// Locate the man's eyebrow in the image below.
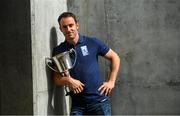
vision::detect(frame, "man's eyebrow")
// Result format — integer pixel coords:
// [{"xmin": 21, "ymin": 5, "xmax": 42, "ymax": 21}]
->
[{"xmin": 62, "ymin": 23, "xmax": 74, "ymax": 27}]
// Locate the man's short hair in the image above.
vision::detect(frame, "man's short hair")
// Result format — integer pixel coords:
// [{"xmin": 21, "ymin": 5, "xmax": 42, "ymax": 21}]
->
[{"xmin": 58, "ymin": 12, "xmax": 77, "ymax": 24}]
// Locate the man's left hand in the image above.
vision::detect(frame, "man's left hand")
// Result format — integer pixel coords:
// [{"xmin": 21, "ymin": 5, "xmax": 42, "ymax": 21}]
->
[{"xmin": 98, "ymin": 81, "xmax": 115, "ymax": 96}]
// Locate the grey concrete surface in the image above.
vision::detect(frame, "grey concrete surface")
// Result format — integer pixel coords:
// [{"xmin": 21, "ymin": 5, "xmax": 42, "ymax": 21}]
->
[
  {"xmin": 30, "ymin": 0, "xmax": 67, "ymax": 115},
  {"xmin": 67, "ymin": 0, "xmax": 180, "ymax": 115}
]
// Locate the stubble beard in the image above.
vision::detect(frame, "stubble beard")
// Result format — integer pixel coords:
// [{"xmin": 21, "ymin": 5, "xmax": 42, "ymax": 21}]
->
[{"xmin": 65, "ymin": 32, "xmax": 78, "ymax": 44}]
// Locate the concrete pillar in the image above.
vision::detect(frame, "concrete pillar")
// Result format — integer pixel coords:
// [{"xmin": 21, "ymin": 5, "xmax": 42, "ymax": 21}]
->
[{"xmin": 30, "ymin": 0, "xmax": 68, "ymax": 115}]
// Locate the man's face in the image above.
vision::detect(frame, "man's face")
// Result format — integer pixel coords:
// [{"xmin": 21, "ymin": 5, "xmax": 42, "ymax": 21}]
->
[{"xmin": 59, "ymin": 17, "xmax": 79, "ymax": 41}]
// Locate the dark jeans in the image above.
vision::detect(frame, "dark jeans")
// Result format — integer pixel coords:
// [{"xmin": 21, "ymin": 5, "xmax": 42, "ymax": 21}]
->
[{"xmin": 70, "ymin": 98, "xmax": 111, "ymax": 116}]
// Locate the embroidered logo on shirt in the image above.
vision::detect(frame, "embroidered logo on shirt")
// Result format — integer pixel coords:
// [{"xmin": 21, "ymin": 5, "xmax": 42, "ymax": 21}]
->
[{"xmin": 81, "ymin": 46, "xmax": 89, "ymax": 56}]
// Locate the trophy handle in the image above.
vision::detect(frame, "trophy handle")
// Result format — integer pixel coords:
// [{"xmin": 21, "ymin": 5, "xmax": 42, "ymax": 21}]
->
[
  {"xmin": 69, "ymin": 48, "xmax": 77, "ymax": 68},
  {"xmin": 45, "ymin": 57, "xmax": 59, "ymax": 72}
]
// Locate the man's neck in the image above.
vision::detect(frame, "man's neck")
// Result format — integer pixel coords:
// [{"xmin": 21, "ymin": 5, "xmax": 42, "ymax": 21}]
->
[{"xmin": 67, "ymin": 34, "xmax": 79, "ymax": 45}]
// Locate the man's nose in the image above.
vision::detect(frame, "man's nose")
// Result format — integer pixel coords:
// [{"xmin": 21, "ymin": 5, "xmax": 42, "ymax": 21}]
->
[{"xmin": 66, "ymin": 26, "xmax": 71, "ymax": 31}]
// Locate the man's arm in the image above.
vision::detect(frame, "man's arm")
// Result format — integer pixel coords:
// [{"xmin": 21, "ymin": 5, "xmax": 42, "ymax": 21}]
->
[
  {"xmin": 53, "ymin": 71, "xmax": 84, "ymax": 94},
  {"xmin": 98, "ymin": 49, "xmax": 120, "ymax": 96}
]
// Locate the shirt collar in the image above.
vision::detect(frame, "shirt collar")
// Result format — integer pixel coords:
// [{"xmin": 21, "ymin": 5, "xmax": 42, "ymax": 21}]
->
[{"xmin": 77, "ymin": 34, "xmax": 85, "ymax": 44}]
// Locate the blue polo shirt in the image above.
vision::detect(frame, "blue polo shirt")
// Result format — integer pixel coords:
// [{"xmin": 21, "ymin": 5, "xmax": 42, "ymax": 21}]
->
[{"xmin": 52, "ymin": 34, "xmax": 110, "ymax": 103}]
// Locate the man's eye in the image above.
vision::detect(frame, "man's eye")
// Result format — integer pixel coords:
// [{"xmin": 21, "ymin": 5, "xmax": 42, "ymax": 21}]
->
[
  {"xmin": 63, "ymin": 26, "xmax": 68, "ymax": 28},
  {"xmin": 69, "ymin": 24, "xmax": 73, "ymax": 27}
]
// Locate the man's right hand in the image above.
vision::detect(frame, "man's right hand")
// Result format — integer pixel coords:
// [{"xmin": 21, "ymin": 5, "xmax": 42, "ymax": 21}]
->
[
  {"xmin": 67, "ymin": 77, "xmax": 85, "ymax": 94},
  {"xmin": 53, "ymin": 69, "xmax": 84, "ymax": 94}
]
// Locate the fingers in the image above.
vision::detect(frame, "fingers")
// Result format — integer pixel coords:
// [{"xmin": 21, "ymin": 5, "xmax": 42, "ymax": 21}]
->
[
  {"xmin": 98, "ymin": 83, "xmax": 113, "ymax": 96},
  {"xmin": 106, "ymin": 88, "xmax": 112, "ymax": 96},
  {"xmin": 70, "ymin": 81, "xmax": 85, "ymax": 94},
  {"xmin": 99, "ymin": 87, "xmax": 110, "ymax": 96},
  {"xmin": 73, "ymin": 87, "xmax": 83, "ymax": 94}
]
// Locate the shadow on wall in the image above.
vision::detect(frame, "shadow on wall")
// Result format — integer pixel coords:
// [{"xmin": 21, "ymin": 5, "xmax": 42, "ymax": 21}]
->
[{"xmin": 45, "ymin": 27, "xmax": 65, "ymax": 115}]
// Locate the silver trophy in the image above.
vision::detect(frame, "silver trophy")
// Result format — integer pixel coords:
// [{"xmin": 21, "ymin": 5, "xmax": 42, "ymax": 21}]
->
[{"xmin": 45, "ymin": 48, "xmax": 77, "ymax": 95}]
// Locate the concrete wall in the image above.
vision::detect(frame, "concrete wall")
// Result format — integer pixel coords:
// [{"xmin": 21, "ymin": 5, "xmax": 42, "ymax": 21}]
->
[
  {"xmin": 67, "ymin": 0, "xmax": 180, "ymax": 115},
  {"xmin": 30, "ymin": 0, "xmax": 67, "ymax": 115}
]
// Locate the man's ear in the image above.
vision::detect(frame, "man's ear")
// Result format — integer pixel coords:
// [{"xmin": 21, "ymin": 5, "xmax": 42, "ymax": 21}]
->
[{"xmin": 76, "ymin": 23, "xmax": 79, "ymax": 30}]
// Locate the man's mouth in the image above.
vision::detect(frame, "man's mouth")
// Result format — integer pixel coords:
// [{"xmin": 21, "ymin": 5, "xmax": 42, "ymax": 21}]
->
[{"xmin": 66, "ymin": 33, "xmax": 72, "ymax": 36}]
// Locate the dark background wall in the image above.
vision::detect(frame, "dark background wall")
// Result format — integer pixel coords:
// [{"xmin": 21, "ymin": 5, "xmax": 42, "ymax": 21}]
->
[
  {"xmin": 67, "ymin": 0, "xmax": 180, "ymax": 115},
  {"xmin": 0, "ymin": 0, "xmax": 33, "ymax": 114}
]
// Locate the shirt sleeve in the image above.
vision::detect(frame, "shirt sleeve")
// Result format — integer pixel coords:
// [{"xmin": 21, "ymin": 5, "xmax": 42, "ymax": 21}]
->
[{"xmin": 93, "ymin": 38, "xmax": 110, "ymax": 56}]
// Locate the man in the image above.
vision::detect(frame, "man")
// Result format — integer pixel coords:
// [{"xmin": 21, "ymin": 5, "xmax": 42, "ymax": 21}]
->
[{"xmin": 52, "ymin": 12, "xmax": 120, "ymax": 115}]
